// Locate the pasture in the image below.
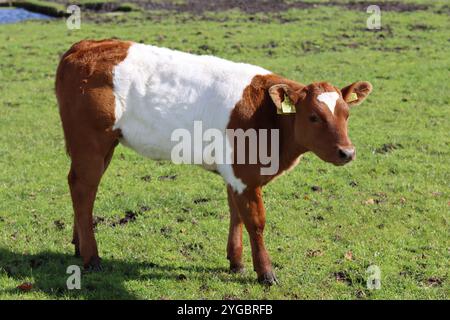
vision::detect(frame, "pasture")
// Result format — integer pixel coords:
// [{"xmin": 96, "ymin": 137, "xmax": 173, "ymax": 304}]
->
[{"xmin": 0, "ymin": 0, "xmax": 448, "ymax": 299}]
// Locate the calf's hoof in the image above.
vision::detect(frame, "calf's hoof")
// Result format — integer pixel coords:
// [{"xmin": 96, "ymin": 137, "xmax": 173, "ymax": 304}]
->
[
  {"xmin": 83, "ymin": 257, "xmax": 102, "ymax": 272},
  {"xmin": 229, "ymin": 263, "xmax": 245, "ymax": 274},
  {"xmin": 72, "ymin": 240, "xmax": 80, "ymax": 257},
  {"xmin": 257, "ymin": 271, "xmax": 279, "ymax": 286}
]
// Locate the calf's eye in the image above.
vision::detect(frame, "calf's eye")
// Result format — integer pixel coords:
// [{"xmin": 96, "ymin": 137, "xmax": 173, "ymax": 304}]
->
[{"xmin": 309, "ymin": 115, "xmax": 319, "ymax": 123}]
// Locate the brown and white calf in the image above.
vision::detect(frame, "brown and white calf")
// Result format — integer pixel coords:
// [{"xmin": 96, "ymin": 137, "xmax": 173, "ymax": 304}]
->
[{"xmin": 56, "ymin": 39, "xmax": 372, "ymax": 285}]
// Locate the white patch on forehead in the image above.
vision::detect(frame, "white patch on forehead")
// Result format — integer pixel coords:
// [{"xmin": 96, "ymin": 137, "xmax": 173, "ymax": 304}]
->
[{"xmin": 317, "ymin": 91, "xmax": 340, "ymax": 114}]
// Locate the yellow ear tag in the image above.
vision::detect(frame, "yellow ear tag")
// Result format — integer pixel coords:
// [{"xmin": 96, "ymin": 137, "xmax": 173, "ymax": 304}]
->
[
  {"xmin": 346, "ymin": 92, "xmax": 358, "ymax": 103},
  {"xmin": 279, "ymin": 94, "xmax": 296, "ymax": 114}
]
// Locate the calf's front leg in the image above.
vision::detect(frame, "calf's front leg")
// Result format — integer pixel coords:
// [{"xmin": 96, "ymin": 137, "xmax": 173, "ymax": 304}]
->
[{"xmin": 231, "ymin": 187, "xmax": 278, "ymax": 285}]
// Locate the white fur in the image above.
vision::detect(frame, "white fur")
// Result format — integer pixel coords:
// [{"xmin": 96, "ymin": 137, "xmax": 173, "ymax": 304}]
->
[
  {"xmin": 112, "ymin": 43, "xmax": 270, "ymax": 194},
  {"xmin": 317, "ymin": 91, "xmax": 339, "ymax": 114}
]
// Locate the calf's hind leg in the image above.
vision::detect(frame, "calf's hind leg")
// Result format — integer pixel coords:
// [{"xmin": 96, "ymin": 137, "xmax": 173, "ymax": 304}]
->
[
  {"xmin": 68, "ymin": 136, "xmax": 118, "ymax": 270},
  {"xmin": 226, "ymin": 185, "xmax": 244, "ymax": 273}
]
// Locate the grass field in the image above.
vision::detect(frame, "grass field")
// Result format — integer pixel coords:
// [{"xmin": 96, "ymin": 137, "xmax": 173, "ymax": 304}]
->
[{"xmin": 0, "ymin": 0, "xmax": 449, "ymax": 299}]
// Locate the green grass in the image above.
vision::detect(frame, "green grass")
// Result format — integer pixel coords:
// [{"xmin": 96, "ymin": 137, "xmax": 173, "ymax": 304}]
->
[{"xmin": 0, "ymin": 1, "xmax": 449, "ymax": 299}]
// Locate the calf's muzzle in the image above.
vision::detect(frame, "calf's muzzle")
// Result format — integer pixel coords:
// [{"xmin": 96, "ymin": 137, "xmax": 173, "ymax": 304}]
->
[{"xmin": 337, "ymin": 146, "xmax": 356, "ymax": 163}]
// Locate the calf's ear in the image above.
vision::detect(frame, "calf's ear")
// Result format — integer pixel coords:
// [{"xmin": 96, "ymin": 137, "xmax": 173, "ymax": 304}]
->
[
  {"xmin": 341, "ymin": 81, "xmax": 373, "ymax": 106},
  {"xmin": 269, "ymin": 84, "xmax": 304, "ymax": 114}
]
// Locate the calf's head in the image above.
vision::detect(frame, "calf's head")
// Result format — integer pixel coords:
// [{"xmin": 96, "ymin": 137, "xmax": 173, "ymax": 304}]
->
[{"xmin": 269, "ymin": 81, "xmax": 372, "ymax": 166}]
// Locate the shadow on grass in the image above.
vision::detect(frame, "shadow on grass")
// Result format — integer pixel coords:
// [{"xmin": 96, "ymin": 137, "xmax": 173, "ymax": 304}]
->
[{"xmin": 0, "ymin": 248, "xmax": 254, "ymax": 299}]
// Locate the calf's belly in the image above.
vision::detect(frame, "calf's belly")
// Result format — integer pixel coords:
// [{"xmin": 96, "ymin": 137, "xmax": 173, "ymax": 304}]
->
[{"xmin": 116, "ymin": 107, "xmax": 222, "ymax": 172}]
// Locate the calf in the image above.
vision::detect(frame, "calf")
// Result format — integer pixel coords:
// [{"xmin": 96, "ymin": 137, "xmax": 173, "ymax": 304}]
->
[{"xmin": 55, "ymin": 39, "xmax": 372, "ymax": 285}]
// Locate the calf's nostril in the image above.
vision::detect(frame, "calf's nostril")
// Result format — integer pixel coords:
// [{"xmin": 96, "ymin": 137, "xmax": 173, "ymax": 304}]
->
[{"xmin": 338, "ymin": 148, "xmax": 355, "ymax": 161}]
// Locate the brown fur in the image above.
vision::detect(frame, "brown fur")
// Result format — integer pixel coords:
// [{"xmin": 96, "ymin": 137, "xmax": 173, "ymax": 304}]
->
[{"xmin": 56, "ymin": 39, "xmax": 131, "ymax": 269}]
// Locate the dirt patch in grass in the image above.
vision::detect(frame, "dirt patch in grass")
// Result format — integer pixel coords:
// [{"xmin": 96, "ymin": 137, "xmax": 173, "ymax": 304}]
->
[
  {"xmin": 408, "ymin": 24, "xmax": 436, "ymax": 31},
  {"xmin": 374, "ymin": 143, "xmax": 403, "ymax": 154},
  {"xmin": 158, "ymin": 174, "xmax": 177, "ymax": 181},
  {"xmin": 111, "ymin": 210, "xmax": 137, "ymax": 226},
  {"xmin": 334, "ymin": 1, "xmax": 429, "ymax": 12},
  {"xmin": 334, "ymin": 271, "xmax": 352, "ymax": 285},
  {"xmin": 425, "ymin": 277, "xmax": 444, "ymax": 287},
  {"xmin": 128, "ymin": 0, "xmax": 430, "ymax": 13},
  {"xmin": 110, "ymin": 206, "xmax": 150, "ymax": 227},
  {"xmin": 53, "ymin": 220, "xmax": 65, "ymax": 230},
  {"xmin": 193, "ymin": 197, "xmax": 210, "ymax": 204},
  {"xmin": 50, "ymin": 0, "xmax": 430, "ymax": 14},
  {"xmin": 93, "ymin": 216, "xmax": 105, "ymax": 229}
]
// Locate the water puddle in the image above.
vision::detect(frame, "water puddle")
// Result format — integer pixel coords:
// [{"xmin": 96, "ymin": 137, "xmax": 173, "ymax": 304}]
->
[{"xmin": 0, "ymin": 8, "xmax": 54, "ymax": 24}]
